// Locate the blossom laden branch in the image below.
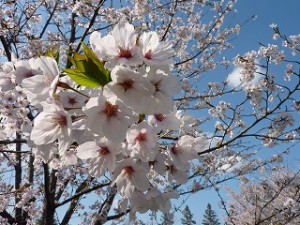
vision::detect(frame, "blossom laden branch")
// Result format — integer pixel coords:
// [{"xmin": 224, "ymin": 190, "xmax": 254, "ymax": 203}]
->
[{"xmin": 0, "ymin": 1, "xmax": 300, "ymax": 224}]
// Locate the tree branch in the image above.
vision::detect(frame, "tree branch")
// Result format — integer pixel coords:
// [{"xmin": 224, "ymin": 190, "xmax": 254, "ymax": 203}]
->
[
  {"xmin": 42, "ymin": 163, "xmax": 56, "ymax": 225},
  {"xmin": 14, "ymin": 133, "xmax": 23, "ymax": 225},
  {"xmin": 92, "ymin": 185, "xmax": 117, "ymax": 225},
  {"xmin": 0, "ymin": 139, "xmax": 27, "ymax": 145},
  {"xmin": 56, "ymin": 181, "xmax": 110, "ymax": 207},
  {"xmin": 60, "ymin": 178, "xmax": 92, "ymax": 225},
  {"xmin": 0, "ymin": 210, "xmax": 16, "ymax": 225},
  {"xmin": 0, "ymin": 35, "xmax": 12, "ymax": 61}
]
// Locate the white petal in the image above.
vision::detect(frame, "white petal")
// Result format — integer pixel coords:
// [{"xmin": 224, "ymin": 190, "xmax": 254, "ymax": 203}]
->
[{"xmin": 77, "ymin": 142, "xmax": 99, "ymax": 159}]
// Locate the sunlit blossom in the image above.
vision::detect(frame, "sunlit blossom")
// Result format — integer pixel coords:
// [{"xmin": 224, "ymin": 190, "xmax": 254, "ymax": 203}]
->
[
  {"xmin": 30, "ymin": 103, "xmax": 72, "ymax": 154},
  {"xmin": 83, "ymin": 95, "xmax": 135, "ymax": 142},
  {"xmin": 91, "ymin": 21, "xmax": 142, "ymax": 66},
  {"xmin": 112, "ymin": 158, "xmax": 150, "ymax": 197},
  {"xmin": 77, "ymin": 138, "xmax": 122, "ymax": 177}
]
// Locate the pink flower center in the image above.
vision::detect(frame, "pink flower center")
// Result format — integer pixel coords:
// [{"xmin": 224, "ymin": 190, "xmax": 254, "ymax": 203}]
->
[
  {"xmin": 24, "ymin": 71, "xmax": 34, "ymax": 78},
  {"xmin": 170, "ymin": 145, "xmax": 180, "ymax": 155},
  {"xmin": 119, "ymin": 79, "xmax": 134, "ymax": 92},
  {"xmin": 55, "ymin": 115, "xmax": 68, "ymax": 127},
  {"xmin": 135, "ymin": 132, "xmax": 147, "ymax": 142},
  {"xmin": 98, "ymin": 146, "xmax": 110, "ymax": 156},
  {"xmin": 170, "ymin": 165, "xmax": 178, "ymax": 174},
  {"xmin": 68, "ymin": 97, "xmax": 78, "ymax": 106},
  {"xmin": 152, "ymin": 80, "xmax": 161, "ymax": 92},
  {"xmin": 6, "ymin": 96, "xmax": 14, "ymax": 102},
  {"xmin": 154, "ymin": 113, "xmax": 165, "ymax": 122},
  {"xmin": 123, "ymin": 166, "xmax": 134, "ymax": 177},
  {"xmin": 118, "ymin": 47, "xmax": 133, "ymax": 59},
  {"xmin": 4, "ymin": 104, "xmax": 11, "ymax": 110},
  {"xmin": 144, "ymin": 50, "xmax": 152, "ymax": 60},
  {"xmin": 102, "ymin": 102, "xmax": 118, "ymax": 118}
]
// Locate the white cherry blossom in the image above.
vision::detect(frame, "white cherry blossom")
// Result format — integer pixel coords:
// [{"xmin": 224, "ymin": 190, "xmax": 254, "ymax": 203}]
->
[
  {"xmin": 13, "ymin": 59, "xmax": 41, "ymax": 84},
  {"xmin": 58, "ymin": 89, "xmax": 87, "ymax": 109},
  {"xmin": 130, "ymin": 188, "xmax": 175, "ymax": 214},
  {"xmin": 193, "ymin": 135, "xmax": 209, "ymax": 152},
  {"xmin": 146, "ymin": 67, "xmax": 181, "ymax": 114},
  {"xmin": 139, "ymin": 31, "xmax": 173, "ymax": 66},
  {"xmin": 168, "ymin": 135, "xmax": 198, "ymax": 170},
  {"xmin": 112, "ymin": 158, "xmax": 150, "ymax": 198},
  {"xmin": 89, "ymin": 30, "xmax": 102, "ymax": 58},
  {"xmin": 32, "ymin": 143, "xmax": 58, "ymax": 163},
  {"xmin": 30, "ymin": 103, "xmax": 72, "ymax": 154},
  {"xmin": 149, "ymin": 152, "xmax": 168, "ymax": 175},
  {"xmin": 77, "ymin": 138, "xmax": 122, "ymax": 177},
  {"xmin": 165, "ymin": 158, "xmax": 189, "ymax": 184},
  {"xmin": 126, "ymin": 121, "xmax": 157, "ymax": 162},
  {"xmin": 61, "ymin": 150, "xmax": 78, "ymax": 166},
  {"xmin": 0, "ymin": 62, "xmax": 15, "ymax": 91},
  {"xmin": 91, "ymin": 21, "xmax": 142, "ymax": 66},
  {"xmin": 1, "ymin": 7, "xmax": 298, "ymax": 225},
  {"xmin": 148, "ymin": 111, "xmax": 182, "ymax": 132},
  {"xmin": 21, "ymin": 56, "xmax": 60, "ymax": 105},
  {"xmin": 83, "ymin": 95, "xmax": 135, "ymax": 142},
  {"xmin": 103, "ymin": 66, "xmax": 154, "ymax": 113}
]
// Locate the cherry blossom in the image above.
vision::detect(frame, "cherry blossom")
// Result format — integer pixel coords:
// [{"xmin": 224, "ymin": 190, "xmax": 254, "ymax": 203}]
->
[
  {"xmin": 13, "ymin": 59, "xmax": 41, "ymax": 84},
  {"xmin": 83, "ymin": 95, "xmax": 135, "ymax": 142},
  {"xmin": 91, "ymin": 21, "xmax": 142, "ymax": 66},
  {"xmin": 168, "ymin": 135, "xmax": 198, "ymax": 170},
  {"xmin": 31, "ymin": 143, "xmax": 58, "ymax": 163},
  {"xmin": 112, "ymin": 158, "xmax": 150, "ymax": 198},
  {"xmin": 148, "ymin": 110, "xmax": 182, "ymax": 132},
  {"xmin": 103, "ymin": 66, "xmax": 154, "ymax": 113},
  {"xmin": 165, "ymin": 158, "xmax": 189, "ymax": 184},
  {"xmin": 126, "ymin": 121, "xmax": 158, "ymax": 161},
  {"xmin": 146, "ymin": 67, "xmax": 181, "ymax": 114},
  {"xmin": 0, "ymin": 62, "xmax": 15, "ymax": 91},
  {"xmin": 61, "ymin": 150, "xmax": 78, "ymax": 166},
  {"xmin": 149, "ymin": 152, "xmax": 168, "ymax": 175},
  {"xmin": 139, "ymin": 31, "xmax": 173, "ymax": 66},
  {"xmin": 58, "ymin": 89, "xmax": 87, "ymax": 109},
  {"xmin": 226, "ymin": 169, "xmax": 300, "ymax": 225},
  {"xmin": 30, "ymin": 103, "xmax": 72, "ymax": 154},
  {"xmin": 130, "ymin": 187, "xmax": 177, "ymax": 214},
  {"xmin": 77, "ymin": 138, "xmax": 122, "ymax": 177},
  {"xmin": 21, "ymin": 56, "xmax": 60, "ymax": 105}
]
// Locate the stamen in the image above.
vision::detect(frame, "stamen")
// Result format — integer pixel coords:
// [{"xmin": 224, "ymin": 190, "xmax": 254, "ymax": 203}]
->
[
  {"xmin": 98, "ymin": 146, "xmax": 110, "ymax": 156},
  {"xmin": 135, "ymin": 132, "xmax": 147, "ymax": 142},
  {"xmin": 119, "ymin": 48, "xmax": 133, "ymax": 59},
  {"xmin": 102, "ymin": 101, "xmax": 118, "ymax": 118},
  {"xmin": 123, "ymin": 166, "xmax": 134, "ymax": 177}
]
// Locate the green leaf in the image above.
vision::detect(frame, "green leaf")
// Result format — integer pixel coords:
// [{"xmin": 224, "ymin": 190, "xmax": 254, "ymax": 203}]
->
[
  {"xmin": 64, "ymin": 43, "xmax": 111, "ymax": 88},
  {"xmin": 82, "ymin": 43, "xmax": 111, "ymax": 83},
  {"xmin": 68, "ymin": 53, "xmax": 87, "ymax": 73},
  {"xmin": 138, "ymin": 114, "xmax": 145, "ymax": 123},
  {"xmin": 45, "ymin": 49, "xmax": 60, "ymax": 63},
  {"xmin": 64, "ymin": 68, "xmax": 103, "ymax": 88}
]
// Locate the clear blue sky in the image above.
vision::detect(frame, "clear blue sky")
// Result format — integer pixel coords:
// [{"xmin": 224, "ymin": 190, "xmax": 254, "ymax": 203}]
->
[
  {"xmin": 174, "ymin": 1, "xmax": 300, "ymax": 225},
  {"xmin": 230, "ymin": 0, "xmax": 300, "ymax": 54}
]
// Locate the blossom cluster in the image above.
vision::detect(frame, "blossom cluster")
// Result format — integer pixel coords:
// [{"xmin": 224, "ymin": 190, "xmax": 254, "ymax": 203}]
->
[
  {"xmin": 226, "ymin": 169, "xmax": 300, "ymax": 225},
  {"xmin": 0, "ymin": 21, "xmax": 209, "ymax": 217}
]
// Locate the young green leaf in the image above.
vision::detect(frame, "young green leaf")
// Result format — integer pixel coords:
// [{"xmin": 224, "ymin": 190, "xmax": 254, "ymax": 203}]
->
[
  {"xmin": 45, "ymin": 49, "xmax": 60, "ymax": 63},
  {"xmin": 63, "ymin": 43, "xmax": 111, "ymax": 88}
]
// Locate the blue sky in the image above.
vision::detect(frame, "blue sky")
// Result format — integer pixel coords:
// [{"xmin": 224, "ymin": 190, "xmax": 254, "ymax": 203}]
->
[
  {"xmin": 170, "ymin": 1, "xmax": 300, "ymax": 224},
  {"xmin": 230, "ymin": 0, "xmax": 300, "ymax": 54}
]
